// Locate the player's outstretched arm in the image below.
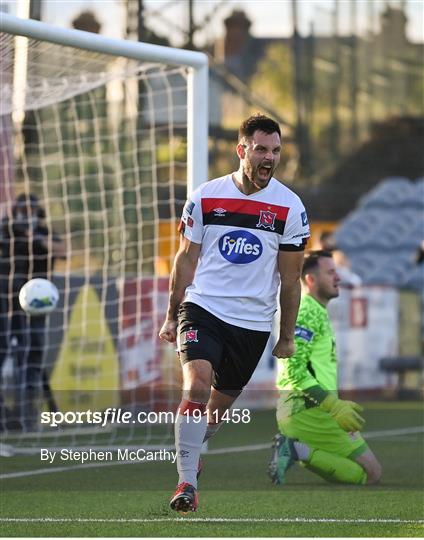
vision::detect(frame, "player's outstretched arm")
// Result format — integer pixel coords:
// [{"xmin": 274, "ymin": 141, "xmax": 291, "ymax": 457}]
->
[
  {"xmin": 159, "ymin": 236, "xmax": 201, "ymax": 343},
  {"xmin": 273, "ymin": 250, "xmax": 304, "ymax": 358}
]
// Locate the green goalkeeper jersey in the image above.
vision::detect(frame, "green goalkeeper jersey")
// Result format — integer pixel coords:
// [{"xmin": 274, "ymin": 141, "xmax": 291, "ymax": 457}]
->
[{"xmin": 276, "ymin": 294, "xmax": 337, "ymax": 417}]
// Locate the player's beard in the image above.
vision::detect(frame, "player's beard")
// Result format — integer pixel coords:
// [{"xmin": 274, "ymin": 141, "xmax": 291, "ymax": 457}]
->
[
  {"xmin": 320, "ymin": 283, "xmax": 339, "ymax": 301},
  {"xmin": 246, "ymin": 161, "xmax": 274, "ymax": 190}
]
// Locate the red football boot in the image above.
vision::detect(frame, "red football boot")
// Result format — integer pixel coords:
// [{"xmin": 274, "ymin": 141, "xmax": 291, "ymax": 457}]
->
[{"xmin": 169, "ymin": 482, "xmax": 198, "ymax": 514}]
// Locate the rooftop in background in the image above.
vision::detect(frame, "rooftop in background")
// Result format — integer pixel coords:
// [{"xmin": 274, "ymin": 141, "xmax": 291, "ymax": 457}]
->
[
  {"xmin": 213, "ymin": 5, "xmax": 423, "ymax": 82},
  {"xmin": 3, "ymin": 0, "xmax": 422, "ymax": 48},
  {"xmin": 143, "ymin": 0, "xmax": 424, "ymax": 48}
]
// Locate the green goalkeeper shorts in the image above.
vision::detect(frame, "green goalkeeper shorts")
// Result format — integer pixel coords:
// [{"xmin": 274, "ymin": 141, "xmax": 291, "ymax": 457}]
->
[{"xmin": 277, "ymin": 406, "xmax": 369, "ymax": 460}]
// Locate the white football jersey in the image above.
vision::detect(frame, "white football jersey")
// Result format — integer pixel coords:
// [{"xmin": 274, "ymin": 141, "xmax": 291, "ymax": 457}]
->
[{"xmin": 179, "ymin": 174, "xmax": 310, "ymax": 331}]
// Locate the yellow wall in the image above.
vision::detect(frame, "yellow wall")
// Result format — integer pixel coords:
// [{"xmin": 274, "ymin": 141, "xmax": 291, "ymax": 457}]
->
[
  {"xmin": 155, "ymin": 219, "xmax": 339, "ymax": 275},
  {"xmin": 308, "ymin": 221, "xmax": 338, "ymax": 250},
  {"xmin": 156, "ymin": 221, "xmax": 179, "ymax": 276}
]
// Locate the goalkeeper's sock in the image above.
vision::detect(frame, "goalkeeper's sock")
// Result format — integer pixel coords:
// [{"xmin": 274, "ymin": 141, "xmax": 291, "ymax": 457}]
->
[
  {"xmin": 203, "ymin": 421, "xmax": 223, "ymax": 443},
  {"xmin": 303, "ymin": 448, "xmax": 367, "ymax": 485},
  {"xmin": 175, "ymin": 400, "xmax": 207, "ymax": 489},
  {"xmin": 293, "ymin": 441, "xmax": 311, "ymax": 461}
]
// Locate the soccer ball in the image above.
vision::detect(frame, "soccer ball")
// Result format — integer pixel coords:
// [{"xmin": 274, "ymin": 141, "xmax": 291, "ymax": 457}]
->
[{"xmin": 19, "ymin": 278, "xmax": 59, "ymax": 315}]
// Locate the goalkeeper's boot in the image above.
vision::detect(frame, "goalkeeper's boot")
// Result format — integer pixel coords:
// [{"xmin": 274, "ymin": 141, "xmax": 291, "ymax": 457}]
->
[
  {"xmin": 268, "ymin": 433, "xmax": 296, "ymax": 486},
  {"xmin": 169, "ymin": 483, "xmax": 198, "ymax": 514}
]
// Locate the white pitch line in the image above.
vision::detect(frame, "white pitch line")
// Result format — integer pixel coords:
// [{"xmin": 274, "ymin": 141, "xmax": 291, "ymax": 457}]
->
[
  {"xmin": 0, "ymin": 517, "xmax": 423, "ymax": 524},
  {"xmin": 4, "ymin": 425, "xmax": 113, "ymax": 440},
  {"xmin": 364, "ymin": 426, "xmax": 424, "ymax": 438},
  {"xmin": 0, "ymin": 458, "xmax": 144, "ymax": 479},
  {"xmin": 1, "ymin": 425, "xmax": 423, "ymax": 480},
  {"xmin": 207, "ymin": 443, "xmax": 267, "ymax": 455}
]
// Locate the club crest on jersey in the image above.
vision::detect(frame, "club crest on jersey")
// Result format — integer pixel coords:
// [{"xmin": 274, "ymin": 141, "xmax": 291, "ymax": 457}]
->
[
  {"xmin": 256, "ymin": 210, "xmax": 276, "ymax": 230},
  {"xmin": 184, "ymin": 329, "xmax": 199, "ymax": 343}
]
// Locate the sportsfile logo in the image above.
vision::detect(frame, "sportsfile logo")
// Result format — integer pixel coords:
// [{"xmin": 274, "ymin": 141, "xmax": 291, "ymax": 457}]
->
[{"xmin": 219, "ymin": 230, "xmax": 263, "ymax": 264}]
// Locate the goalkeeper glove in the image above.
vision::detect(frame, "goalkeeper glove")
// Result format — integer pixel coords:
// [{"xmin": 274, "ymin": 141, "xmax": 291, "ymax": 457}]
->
[{"xmin": 320, "ymin": 394, "xmax": 365, "ymax": 432}]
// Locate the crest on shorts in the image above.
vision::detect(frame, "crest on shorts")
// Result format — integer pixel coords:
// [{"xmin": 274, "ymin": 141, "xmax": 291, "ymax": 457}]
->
[
  {"xmin": 256, "ymin": 210, "xmax": 276, "ymax": 230},
  {"xmin": 184, "ymin": 329, "xmax": 199, "ymax": 343}
]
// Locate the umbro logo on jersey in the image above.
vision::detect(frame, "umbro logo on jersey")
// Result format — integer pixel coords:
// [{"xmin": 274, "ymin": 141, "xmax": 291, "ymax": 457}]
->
[
  {"xmin": 219, "ymin": 230, "xmax": 263, "ymax": 264},
  {"xmin": 184, "ymin": 330, "xmax": 199, "ymax": 343},
  {"xmin": 213, "ymin": 207, "xmax": 226, "ymax": 216},
  {"xmin": 256, "ymin": 210, "xmax": 277, "ymax": 230}
]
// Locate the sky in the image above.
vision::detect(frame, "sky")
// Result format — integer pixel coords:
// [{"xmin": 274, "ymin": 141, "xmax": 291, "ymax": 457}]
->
[
  {"xmin": 141, "ymin": 0, "xmax": 424, "ymax": 44},
  {"xmin": 3, "ymin": 0, "xmax": 423, "ymax": 44}
]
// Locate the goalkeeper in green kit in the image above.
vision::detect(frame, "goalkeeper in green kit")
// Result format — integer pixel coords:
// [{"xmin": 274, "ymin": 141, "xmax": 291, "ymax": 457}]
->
[{"xmin": 269, "ymin": 250, "xmax": 382, "ymax": 485}]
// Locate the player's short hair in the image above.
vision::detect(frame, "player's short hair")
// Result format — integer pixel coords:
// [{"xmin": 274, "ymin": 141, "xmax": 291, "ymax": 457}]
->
[
  {"xmin": 238, "ymin": 113, "xmax": 281, "ymax": 143},
  {"xmin": 301, "ymin": 250, "xmax": 333, "ymax": 281}
]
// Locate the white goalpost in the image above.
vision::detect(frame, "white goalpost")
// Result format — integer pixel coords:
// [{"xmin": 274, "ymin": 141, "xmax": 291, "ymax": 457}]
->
[
  {"xmin": 0, "ymin": 13, "xmax": 208, "ymax": 451},
  {"xmin": 0, "ymin": 13, "xmax": 208, "ymax": 192}
]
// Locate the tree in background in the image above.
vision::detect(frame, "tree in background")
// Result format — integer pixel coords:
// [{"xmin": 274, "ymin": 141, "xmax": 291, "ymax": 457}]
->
[{"xmin": 250, "ymin": 43, "xmax": 295, "ymax": 126}]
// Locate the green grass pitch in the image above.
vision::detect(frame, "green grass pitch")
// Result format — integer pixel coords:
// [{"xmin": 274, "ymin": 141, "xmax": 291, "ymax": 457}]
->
[{"xmin": 1, "ymin": 402, "xmax": 423, "ymax": 537}]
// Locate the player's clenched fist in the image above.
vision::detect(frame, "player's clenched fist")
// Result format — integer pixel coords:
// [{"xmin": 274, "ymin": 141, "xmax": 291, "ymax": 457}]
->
[
  {"xmin": 159, "ymin": 319, "xmax": 178, "ymax": 343},
  {"xmin": 273, "ymin": 338, "xmax": 296, "ymax": 359},
  {"xmin": 320, "ymin": 394, "xmax": 365, "ymax": 432}
]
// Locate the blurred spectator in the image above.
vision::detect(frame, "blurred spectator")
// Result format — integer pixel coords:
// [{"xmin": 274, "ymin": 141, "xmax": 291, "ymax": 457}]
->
[
  {"xmin": 319, "ymin": 231, "xmax": 337, "ymax": 252},
  {"xmin": 414, "ymin": 240, "xmax": 424, "ymax": 265},
  {"xmin": 332, "ymin": 250, "xmax": 362, "ymax": 288},
  {"xmin": 318, "ymin": 230, "xmax": 362, "ymax": 287},
  {"xmin": 0, "ymin": 193, "xmax": 65, "ymax": 430}
]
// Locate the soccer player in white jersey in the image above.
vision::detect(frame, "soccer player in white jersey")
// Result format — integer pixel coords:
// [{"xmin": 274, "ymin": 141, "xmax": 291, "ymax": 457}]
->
[{"xmin": 159, "ymin": 113, "xmax": 310, "ymax": 513}]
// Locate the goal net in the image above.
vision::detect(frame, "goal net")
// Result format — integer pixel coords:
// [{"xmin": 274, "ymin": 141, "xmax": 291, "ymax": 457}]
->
[{"xmin": 0, "ymin": 15, "xmax": 208, "ymax": 454}]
